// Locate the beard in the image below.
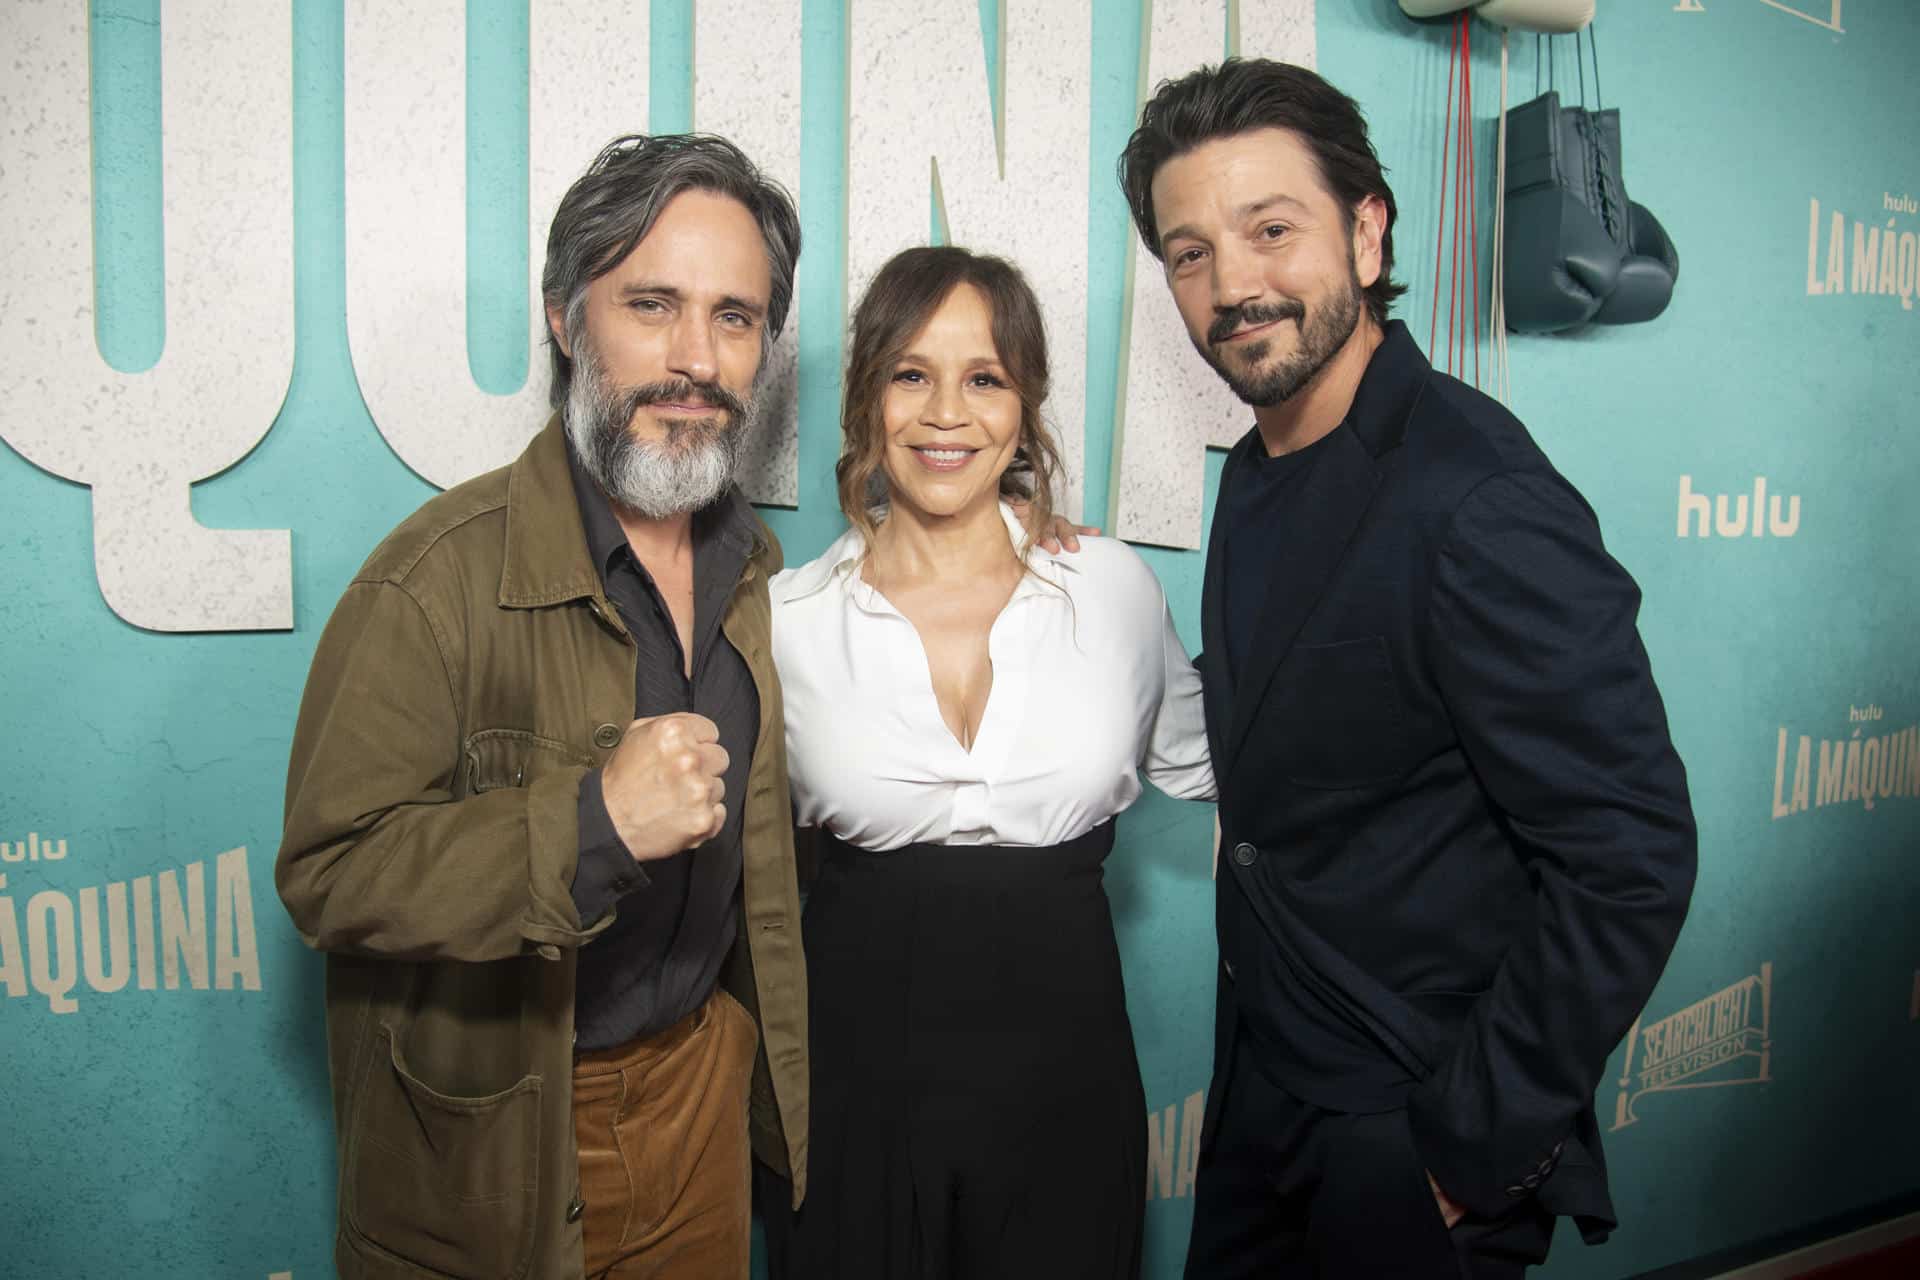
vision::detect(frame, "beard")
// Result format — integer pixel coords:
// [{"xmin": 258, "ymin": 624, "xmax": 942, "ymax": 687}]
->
[
  {"xmin": 1198, "ymin": 268, "xmax": 1364, "ymax": 409},
  {"xmin": 563, "ymin": 334, "xmax": 752, "ymax": 520}
]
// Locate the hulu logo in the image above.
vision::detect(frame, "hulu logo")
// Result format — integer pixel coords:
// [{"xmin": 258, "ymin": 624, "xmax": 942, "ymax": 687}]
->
[{"xmin": 1676, "ymin": 476, "xmax": 1801, "ymax": 539}]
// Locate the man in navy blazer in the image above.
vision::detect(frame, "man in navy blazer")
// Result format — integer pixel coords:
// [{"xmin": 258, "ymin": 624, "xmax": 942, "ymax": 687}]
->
[{"xmin": 1119, "ymin": 60, "xmax": 1697, "ymax": 1277}]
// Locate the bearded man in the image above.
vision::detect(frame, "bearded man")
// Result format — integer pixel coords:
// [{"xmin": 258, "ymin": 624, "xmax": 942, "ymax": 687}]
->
[
  {"xmin": 277, "ymin": 134, "xmax": 807, "ymax": 1280},
  {"xmin": 1119, "ymin": 62, "xmax": 1698, "ymax": 1277}
]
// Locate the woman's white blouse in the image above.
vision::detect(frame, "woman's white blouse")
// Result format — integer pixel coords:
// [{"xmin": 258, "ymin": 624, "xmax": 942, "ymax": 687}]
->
[{"xmin": 769, "ymin": 505, "xmax": 1215, "ymax": 852}]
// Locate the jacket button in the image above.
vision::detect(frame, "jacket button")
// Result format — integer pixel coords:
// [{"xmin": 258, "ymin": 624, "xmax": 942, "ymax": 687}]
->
[
  {"xmin": 567, "ymin": 1192, "xmax": 585, "ymax": 1223},
  {"xmin": 1223, "ymin": 960, "xmax": 1237, "ymax": 981},
  {"xmin": 593, "ymin": 723, "xmax": 622, "ymax": 749},
  {"xmin": 1231, "ymin": 842, "xmax": 1257, "ymax": 866},
  {"xmin": 1505, "ymin": 1184, "xmax": 1527, "ymax": 1198}
]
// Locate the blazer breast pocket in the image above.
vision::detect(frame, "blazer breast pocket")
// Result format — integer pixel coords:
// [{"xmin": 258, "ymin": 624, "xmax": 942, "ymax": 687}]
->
[{"xmin": 1277, "ymin": 636, "xmax": 1409, "ymax": 790}]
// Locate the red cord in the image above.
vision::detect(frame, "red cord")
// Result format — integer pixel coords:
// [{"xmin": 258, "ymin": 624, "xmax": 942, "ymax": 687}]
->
[
  {"xmin": 1446, "ymin": 15, "xmax": 1463, "ymax": 376},
  {"xmin": 1465, "ymin": 17, "xmax": 1481, "ymax": 387}
]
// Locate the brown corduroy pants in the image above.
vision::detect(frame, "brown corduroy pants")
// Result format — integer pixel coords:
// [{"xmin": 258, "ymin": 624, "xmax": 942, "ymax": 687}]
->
[{"xmin": 571, "ymin": 989, "xmax": 759, "ymax": 1279}]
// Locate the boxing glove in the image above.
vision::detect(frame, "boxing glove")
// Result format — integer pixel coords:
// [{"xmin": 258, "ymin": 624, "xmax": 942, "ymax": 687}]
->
[
  {"xmin": 1501, "ymin": 92, "xmax": 1626, "ymax": 333},
  {"xmin": 1588, "ymin": 110, "xmax": 1680, "ymax": 324}
]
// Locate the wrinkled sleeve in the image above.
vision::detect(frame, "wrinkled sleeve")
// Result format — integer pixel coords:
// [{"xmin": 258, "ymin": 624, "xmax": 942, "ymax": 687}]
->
[
  {"xmin": 277, "ymin": 580, "xmax": 612, "ymax": 962},
  {"xmin": 1142, "ymin": 581, "xmax": 1217, "ymax": 803},
  {"xmin": 1406, "ymin": 470, "xmax": 1696, "ymax": 1217},
  {"xmin": 570, "ymin": 769, "xmax": 651, "ymax": 928}
]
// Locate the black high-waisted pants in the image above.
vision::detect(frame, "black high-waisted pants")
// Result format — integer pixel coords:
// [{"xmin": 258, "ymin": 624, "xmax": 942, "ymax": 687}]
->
[{"xmin": 764, "ymin": 821, "xmax": 1145, "ymax": 1280}]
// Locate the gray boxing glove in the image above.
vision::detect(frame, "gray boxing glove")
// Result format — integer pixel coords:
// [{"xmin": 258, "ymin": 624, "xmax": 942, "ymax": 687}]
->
[
  {"xmin": 1589, "ymin": 110, "xmax": 1679, "ymax": 325},
  {"xmin": 1501, "ymin": 92, "xmax": 1626, "ymax": 333}
]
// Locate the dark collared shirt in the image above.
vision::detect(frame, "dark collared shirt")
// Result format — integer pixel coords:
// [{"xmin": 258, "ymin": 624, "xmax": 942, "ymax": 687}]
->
[{"xmin": 567, "ymin": 451, "xmax": 760, "ymax": 1050}]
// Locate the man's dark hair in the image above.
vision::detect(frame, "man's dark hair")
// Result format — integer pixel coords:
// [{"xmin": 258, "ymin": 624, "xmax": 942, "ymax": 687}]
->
[
  {"xmin": 1118, "ymin": 59, "xmax": 1406, "ymax": 327},
  {"xmin": 541, "ymin": 133, "xmax": 801, "ymax": 407}
]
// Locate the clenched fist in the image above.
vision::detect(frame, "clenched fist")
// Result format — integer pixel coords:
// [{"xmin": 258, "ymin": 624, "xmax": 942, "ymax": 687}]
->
[{"xmin": 601, "ymin": 713, "xmax": 729, "ymax": 862}]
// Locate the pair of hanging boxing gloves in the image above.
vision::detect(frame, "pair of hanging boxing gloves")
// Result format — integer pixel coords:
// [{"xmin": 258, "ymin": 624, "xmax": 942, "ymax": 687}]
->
[
  {"xmin": 1501, "ymin": 90, "xmax": 1681, "ymax": 333},
  {"xmin": 1403, "ymin": 0, "xmax": 1679, "ymax": 333}
]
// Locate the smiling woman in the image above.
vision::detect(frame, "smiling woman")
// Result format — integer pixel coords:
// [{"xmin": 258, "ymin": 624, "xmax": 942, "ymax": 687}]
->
[
  {"xmin": 876, "ymin": 283, "xmax": 1026, "ymax": 529},
  {"xmin": 761, "ymin": 246, "xmax": 1217, "ymax": 1279},
  {"xmin": 832, "ymin": 246, "xmax": 1064, "ymax": 555}
]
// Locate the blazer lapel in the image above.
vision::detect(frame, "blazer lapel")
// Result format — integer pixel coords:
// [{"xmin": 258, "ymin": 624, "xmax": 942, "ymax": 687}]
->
[
  {"xmin": 1224, "ymin": 425, "xmax": 1382, "ymax": 771},
  {"xmin": 1201, "ymin": 432, "xmax": 1254, "ymax": 778}
]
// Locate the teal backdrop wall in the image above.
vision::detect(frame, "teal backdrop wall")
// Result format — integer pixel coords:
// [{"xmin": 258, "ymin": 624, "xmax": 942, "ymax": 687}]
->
[{"xmin": 3, "ymin": 2, "xmax": 1917, "ymax": 1278}]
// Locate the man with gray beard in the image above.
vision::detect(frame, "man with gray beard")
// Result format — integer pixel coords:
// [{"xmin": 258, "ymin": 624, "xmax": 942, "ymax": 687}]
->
[
  {"xmin": 278, "ymin": 133, "xmax": 810, "ymax": 1280},
  {"xmin": 562, "ymin": 317, "xmax": 750, "ymax": 521}
]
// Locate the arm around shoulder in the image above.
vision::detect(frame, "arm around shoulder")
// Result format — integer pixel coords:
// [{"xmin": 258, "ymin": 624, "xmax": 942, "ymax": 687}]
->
[{"xmin": 1135, "ymin": 555, "xmax": 1215, "ymax": 804}]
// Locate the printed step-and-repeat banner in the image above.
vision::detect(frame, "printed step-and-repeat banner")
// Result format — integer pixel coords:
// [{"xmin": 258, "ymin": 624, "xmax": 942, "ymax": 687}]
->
[{"xmin": 2, "ymin": 2, "xmax": 1915, "ymax": 1277}]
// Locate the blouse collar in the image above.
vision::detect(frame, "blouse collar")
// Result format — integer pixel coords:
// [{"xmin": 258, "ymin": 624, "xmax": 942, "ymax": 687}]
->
[{"xmin": 774, "ymin": 501, "xmax": 1081, "ymax": 607}]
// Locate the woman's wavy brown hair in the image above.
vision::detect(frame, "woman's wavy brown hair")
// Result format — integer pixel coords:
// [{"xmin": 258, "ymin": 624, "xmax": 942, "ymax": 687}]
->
[{"xmin": 836, "ymin": 246, "xmax": 1064, "ymax": 552}]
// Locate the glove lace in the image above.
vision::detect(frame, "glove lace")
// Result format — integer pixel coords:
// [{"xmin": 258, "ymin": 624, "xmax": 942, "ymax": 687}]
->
[{"xmin": 1581, "ymin": 111, "xmax": 1622, "ymax": 240}]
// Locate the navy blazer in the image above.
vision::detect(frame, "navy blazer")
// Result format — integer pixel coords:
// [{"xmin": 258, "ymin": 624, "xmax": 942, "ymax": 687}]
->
[{"xmin": 1202, "ymin": 321, "xmax": 1697, "ymax": 1237}]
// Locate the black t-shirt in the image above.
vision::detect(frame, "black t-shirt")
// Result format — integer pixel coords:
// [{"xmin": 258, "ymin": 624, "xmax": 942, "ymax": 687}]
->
[
  {"xmin": 1219, "ymin": 426, "xmax": 1341, "ymax": 684},
  {"xmin": 1217, "ymin": 422, "xmax": 1420, "ymax": 1102}
]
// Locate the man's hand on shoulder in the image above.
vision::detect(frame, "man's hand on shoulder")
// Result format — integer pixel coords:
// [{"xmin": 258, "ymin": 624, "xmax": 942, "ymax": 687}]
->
[
  {"xmin": 1006, "ymin": 496, "xmax": 1101, "ymax": 554},
  {"xmin": 602, "ymin": 712, "xmax": 728, "ymax": 860}
]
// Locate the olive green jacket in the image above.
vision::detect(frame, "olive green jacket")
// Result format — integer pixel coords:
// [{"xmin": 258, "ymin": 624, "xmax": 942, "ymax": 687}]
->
[{"xmin": 277, "ymin": 418, "xmax": 807, "ymax": 1280}]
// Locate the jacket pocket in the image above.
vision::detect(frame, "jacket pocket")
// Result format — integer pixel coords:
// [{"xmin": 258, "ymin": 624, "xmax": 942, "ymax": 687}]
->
[
  {"xmin": 344, "ymin": 1022, "xmax": 541, "ymax": 1280},
  {"xmin": 463, "ymin": 728, "xmax": 598, "ymax": 795},
  {"xmin": 1279, "ymin": 636, "xmax": 1409, "ymax": 789}
]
